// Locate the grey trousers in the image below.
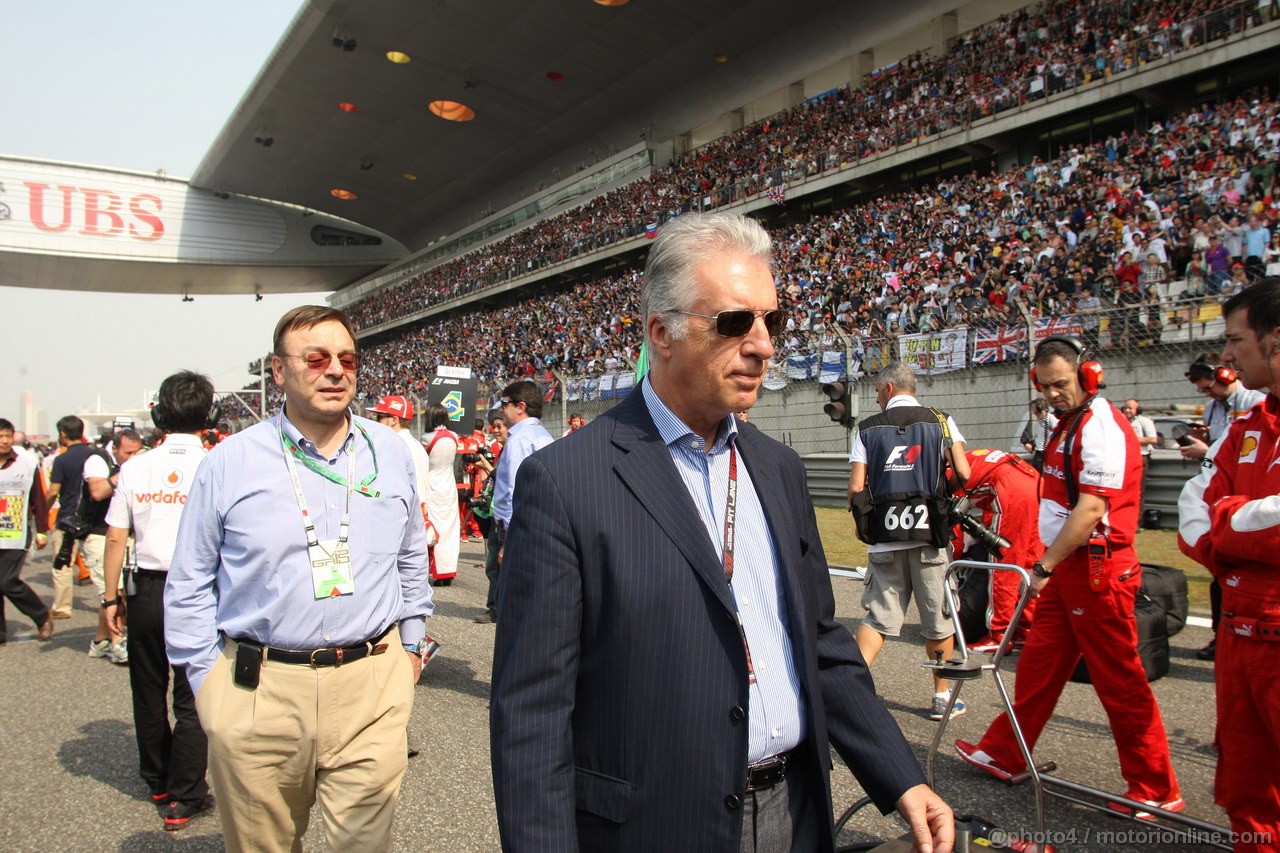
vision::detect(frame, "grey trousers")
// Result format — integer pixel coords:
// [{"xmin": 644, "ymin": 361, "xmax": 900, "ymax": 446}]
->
[{"xmin": 739, "ymin": 765, "xmax": 826, "ymax": 853}]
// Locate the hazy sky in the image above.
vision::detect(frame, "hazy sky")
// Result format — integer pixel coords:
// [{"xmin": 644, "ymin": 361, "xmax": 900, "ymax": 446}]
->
[{"xmin": 3, "ymin": 1, "xmax": 325, "ymax": 433}]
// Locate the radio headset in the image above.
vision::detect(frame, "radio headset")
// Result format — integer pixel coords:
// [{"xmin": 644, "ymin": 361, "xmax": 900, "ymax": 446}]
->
[
  {"xmin": 1029, "ymin": 335, "xmax": 1105, "ymax": 396},
  {"xmin": 1030, "ymin": 335, "xmax": 1103, "ymax": 510},
  {"xmin": 150, "ymin": 398, "xmax": 222, "ymax": 432},
  {"xmin": 1185, "ymin": 361, "xmax": 1237, "ymax": 386}
]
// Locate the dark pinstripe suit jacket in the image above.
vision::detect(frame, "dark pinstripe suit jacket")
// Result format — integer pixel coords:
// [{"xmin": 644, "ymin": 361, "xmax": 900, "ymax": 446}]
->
[{"xmin": 490, "ymin": 389, "xmax": 926, "ymax": 852}]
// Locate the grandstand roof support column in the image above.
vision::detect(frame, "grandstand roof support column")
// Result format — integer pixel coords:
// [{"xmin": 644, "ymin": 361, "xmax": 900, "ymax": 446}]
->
[
  {"xmin": 673, "ymin": 132, "xmax": 693, "ymax": 159},
  {"xmin": 784, "ymin": 82, "xmax": 804, "ymax": 110},
  {"xmin": 853, "ymin": 50, "xmax": 875, "ymax": 90},
  {"xmin": 725, "ymin": 108, "xmax": 745, "ymax": 136},
  {"xmin": 930, "ymin": 10, "xmax": 958, "ymax": 56},
  {"xmin": 691, "ymin": 108, "xmax": 744, "ymax": 150}
]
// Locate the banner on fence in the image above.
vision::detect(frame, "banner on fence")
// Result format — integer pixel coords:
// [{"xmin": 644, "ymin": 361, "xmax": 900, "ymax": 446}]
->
[
  {"xmin": 1031, "ymin": 316, "xmax": 1083, "ymax": 344},
  {"xmin": 785, "ymin": 353, "xmax": 819, "ymax": 380},
  {"xmin": 898, "ymin": 328, "xmax": 968, "ymax": 375},
  {"xmin": 763, "ymin": 364, "xmax": 790, "ymax": 391},
  {"xmin": 819, "ymin": 351, "xmax": 845, "ymax": 384},
  {"xmin": 972, "ymin": 325, "xmax": 1028, "ymax": 364}
]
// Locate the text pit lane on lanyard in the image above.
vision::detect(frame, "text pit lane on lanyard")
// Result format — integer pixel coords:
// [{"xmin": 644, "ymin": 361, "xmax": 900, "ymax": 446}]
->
[
  {"xmin": 279, "ymin": 414, "xmax": 381, "ymax": 599},
  {"xmin": 721, "ymin": 444, "xmax": 758, "ymax": 685}
]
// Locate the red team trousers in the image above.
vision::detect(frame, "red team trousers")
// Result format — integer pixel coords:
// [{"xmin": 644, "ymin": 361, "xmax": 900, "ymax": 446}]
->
[
  {"xmin": 975, "ymin": 547, "xmax": 1179, "ymax": 802},
  {"xmin": 1216, "ymin": 584, "xmax": 1280, "ymax": 850}
]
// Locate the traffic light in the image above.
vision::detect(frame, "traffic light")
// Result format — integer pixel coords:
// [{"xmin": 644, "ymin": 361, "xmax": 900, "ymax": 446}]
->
[{"xmin": 821, "ymin": 380, "xmax": 854, "ymax": 429}]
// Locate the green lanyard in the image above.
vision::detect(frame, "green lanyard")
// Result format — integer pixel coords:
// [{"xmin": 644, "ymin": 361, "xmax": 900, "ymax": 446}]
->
[{"xmin": 279, "ymin": 418, "xmax": 382, "ymax": 498}]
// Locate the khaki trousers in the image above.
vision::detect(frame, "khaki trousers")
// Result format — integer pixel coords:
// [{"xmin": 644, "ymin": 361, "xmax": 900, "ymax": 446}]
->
[
  {"xmin": 195, "ymin": 629, "xmax": 414, "ymax": 853},
  {"xmin": 48, "ymin": 528, "xmax": 76, "ymax": 617}
]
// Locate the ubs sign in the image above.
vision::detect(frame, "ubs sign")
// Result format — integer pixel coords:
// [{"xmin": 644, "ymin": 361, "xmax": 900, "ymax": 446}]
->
[{"xmin": 21, "ymin": 181, "xmax": 165, "ymax": 241}]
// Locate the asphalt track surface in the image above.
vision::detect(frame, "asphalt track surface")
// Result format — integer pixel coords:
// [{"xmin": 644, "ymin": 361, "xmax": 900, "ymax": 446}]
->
[{"xmin": 0, "ymin": 541, "xmax": 1228, "ymax": 852}]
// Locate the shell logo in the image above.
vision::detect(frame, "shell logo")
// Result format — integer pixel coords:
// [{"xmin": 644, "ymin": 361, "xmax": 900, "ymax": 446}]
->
[
  {"xmin": 1240, "ymin": 436, "xmax": 1259, "ymax": 459},
  {"xmin": 165, "ymin": 469, "xmax": 184, "ymax": 488}
]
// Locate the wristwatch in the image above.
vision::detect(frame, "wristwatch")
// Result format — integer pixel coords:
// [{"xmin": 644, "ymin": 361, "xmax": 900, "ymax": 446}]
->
[
  {"xmin": 1031, "ymin": 561, "xmax": 1054, "ymax": 579},
  {"xmin": 100, "ymin": 596, "xmax": 123, "ymax": 609}
]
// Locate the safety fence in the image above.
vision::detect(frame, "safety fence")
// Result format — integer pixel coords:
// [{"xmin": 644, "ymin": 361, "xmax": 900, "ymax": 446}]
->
[
  {"xmin": 219, "ymin": 280, "xmax": 1234, "ymax": 459},
  {"xmin": 532, "ymin": 287, "xmax": 1231, "ymax": 457}
]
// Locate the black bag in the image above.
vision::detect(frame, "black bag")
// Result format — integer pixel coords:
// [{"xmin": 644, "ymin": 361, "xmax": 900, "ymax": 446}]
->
[
  {"xmin": 849, "ymin": 489, "xmax": 874, "ymax": 543},
  {"xmin": 1141, "ymin": 564, "xmax": 1189, "ymax": 637},
  {"xmin": 55, "ymin": 513, "xmax": 93, "ymax": 540},
  {"xmin": 955, "ymin": 566, "xmax": 990, "ymax": 646},
  {"xmin": 953, "ymin": 542, "xmax": 995, "ymax": 644},
  {"xmin": 1070, "ymin": 588, "xmax": 1170, "ymax": 684}
]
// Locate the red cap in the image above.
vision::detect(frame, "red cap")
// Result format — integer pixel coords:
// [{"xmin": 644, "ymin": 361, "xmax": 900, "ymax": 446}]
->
[{"xmin": 368, "ymin": 395, "xmax": 413, "ymax": 419}]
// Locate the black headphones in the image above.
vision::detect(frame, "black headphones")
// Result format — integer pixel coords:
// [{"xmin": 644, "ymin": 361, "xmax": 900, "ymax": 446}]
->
[
  {"xmin": 1030, "ymin": 335, "xmax": 1105, "ymax": 395},
  {"xmin": 151, "ymin": 399, "xmax": 221, "ymax": 432}
]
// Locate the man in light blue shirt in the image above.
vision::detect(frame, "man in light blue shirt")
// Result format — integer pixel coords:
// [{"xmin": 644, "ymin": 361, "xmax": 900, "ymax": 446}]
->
[
  {"xmin": 165, "ymin": 305, "xmax": 432, "ymax": 852},
  {"xmin": 1244, "ymin": 214, "xmax": 1271, "ymax": 282},
  {"xmin": 476, "ymin": 379, "xmax": 553, "ymax": 623}
]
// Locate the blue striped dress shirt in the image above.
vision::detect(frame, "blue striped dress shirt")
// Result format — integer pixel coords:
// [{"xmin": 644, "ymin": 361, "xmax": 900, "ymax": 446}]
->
[
  {"xmin": 641, "ymin": 380, "xmax": 805, "ymax": 763},
  {"xmin": 165, "ymin": 409, "xmax": 434, "ymax": 695}
]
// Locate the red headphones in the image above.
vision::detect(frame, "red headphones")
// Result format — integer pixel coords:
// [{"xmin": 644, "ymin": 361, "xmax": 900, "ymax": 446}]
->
[
  {"xmin": 1187, "ymin": 361, "xmax": 1237, "ymax": 386},
  {"xmin": 1030, "ymin": 335, "xmax": 1105, "ymax": 396}
]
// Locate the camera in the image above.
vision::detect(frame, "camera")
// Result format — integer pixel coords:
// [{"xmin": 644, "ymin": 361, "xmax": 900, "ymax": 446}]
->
[
  {"xmin": 949, "ymin": 496, "xmax": 1011, "ymax": 554},
  {"xmin": 52, "ymin": 531, "xmax": 80, "ymax": 569},
  {"xmin": 469, "ymin": 480, "xmax": 496, "ymax": 519},
  {"xmin": 461, "ymin": 445, "xmax": 496, "ymax": 466}
]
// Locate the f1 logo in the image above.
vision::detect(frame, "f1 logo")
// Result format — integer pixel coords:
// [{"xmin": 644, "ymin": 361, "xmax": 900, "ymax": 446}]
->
[{"xmin": 886, "ymin": 445, "xmax": 922, "ymax": 464}]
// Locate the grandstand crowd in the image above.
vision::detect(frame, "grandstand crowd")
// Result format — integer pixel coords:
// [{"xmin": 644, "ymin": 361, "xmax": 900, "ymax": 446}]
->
[
  {"xmin": 342, "ymin": 0, "xmax": 1277, "ymax": 331},
  {"xmin": 219, "ymin": 0, "xmax": 1279, "ymax": 423}
]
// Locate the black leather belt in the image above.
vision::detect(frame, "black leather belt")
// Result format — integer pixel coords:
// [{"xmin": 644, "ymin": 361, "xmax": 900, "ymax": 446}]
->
[
  {"xmin": 746, "ymin": 750, "xmax": 795, "ymax": 792},
  {"xmin": 235, "ymin": 625, "xmax": 395, "ymax": 668}
]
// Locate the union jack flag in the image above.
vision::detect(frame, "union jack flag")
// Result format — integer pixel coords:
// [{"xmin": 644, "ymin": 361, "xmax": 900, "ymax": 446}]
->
[
  {"xmin": 765, "ymin": 185, "xmax": 786, "ymax": 207},
  {"xmin": 972, "ymin": 325, "xmax": 1028, "ymax": 364},
  {"xmin": 1031, "ymin": 316, "xmax": 1083, "ymax": 344}
]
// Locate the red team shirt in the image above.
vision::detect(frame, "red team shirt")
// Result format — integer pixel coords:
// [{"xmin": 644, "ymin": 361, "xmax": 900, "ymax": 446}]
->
[
  {"xmin": 1038, "ymin": 396, "xmax": 1143, "ymax": 549},
  {"xmin": 1180, "ymin": 394, "xmax": 1280, "ymax": 598}
]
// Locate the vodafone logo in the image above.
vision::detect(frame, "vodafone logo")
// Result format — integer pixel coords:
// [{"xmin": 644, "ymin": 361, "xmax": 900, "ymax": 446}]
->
[
  {"xmin": 135, "ymin": 491, "xmax": 188, "ymax": 505},
  {"xmin": 164, "ymin": 469, "xmax": 184, "ymax": 488}
]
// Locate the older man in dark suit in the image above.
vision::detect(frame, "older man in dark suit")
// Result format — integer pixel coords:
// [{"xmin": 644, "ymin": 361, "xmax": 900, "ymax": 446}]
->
[{"xmin": 490, "ymin": 212, "xmax": 953, "ymax": 853}]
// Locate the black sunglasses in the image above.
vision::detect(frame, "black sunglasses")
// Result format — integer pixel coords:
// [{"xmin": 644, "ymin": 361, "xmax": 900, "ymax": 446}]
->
[{"xmin": 674, "ymin": 309, "xmax": 784, "ymax": 338}]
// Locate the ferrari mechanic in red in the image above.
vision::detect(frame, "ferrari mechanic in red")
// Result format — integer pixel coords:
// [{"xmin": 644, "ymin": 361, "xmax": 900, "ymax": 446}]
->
[{"xmin": 1179, "ymin": 279, "xmax": 1280, "ymax": 852}]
